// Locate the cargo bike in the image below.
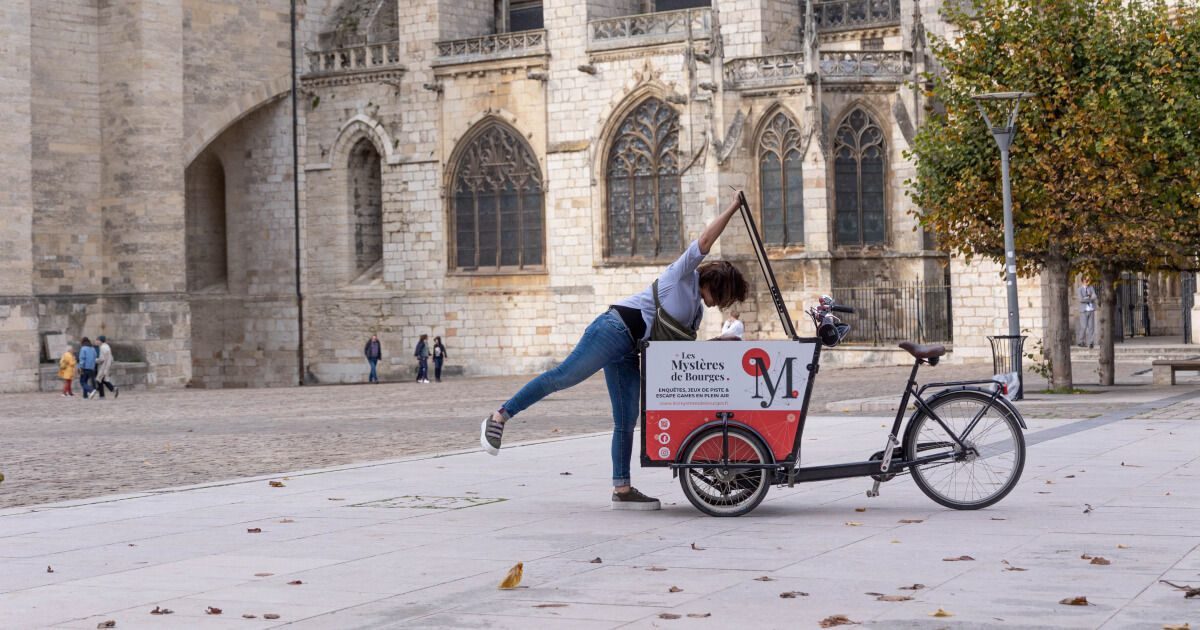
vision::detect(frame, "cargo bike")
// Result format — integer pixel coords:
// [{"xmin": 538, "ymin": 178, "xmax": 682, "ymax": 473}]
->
[{"xmin": 639, "ymin": 197, "xmax": 1027, "ymax": 517}]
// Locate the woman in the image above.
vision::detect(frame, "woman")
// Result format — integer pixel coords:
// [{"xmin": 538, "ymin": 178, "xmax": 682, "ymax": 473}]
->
[
  {"xmin": 77, "ymin": 337, "xmax": 97, "ymax": 400},
  {"xmin": 432, "ymin": 336, "xmax": 447, "ymax": 382},
  {"xmin": 414, "ymin": 334, "xmax": 430, "ymax": 384},
  {"xmin": 59, "ymin": 343, "xmax": 77, "ymax": 397},
  {"xmin": 481, "ymin": 191, "xmax": 749, "ymax": 510},
  {"xmin": 721, "ymin": 310, "xmax": 744, "ymax": 340}
]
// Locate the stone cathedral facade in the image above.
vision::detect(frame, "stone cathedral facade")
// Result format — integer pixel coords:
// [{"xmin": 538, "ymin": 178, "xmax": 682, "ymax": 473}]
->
[{"xmin": 1, "ymin": 0, "xmax": 1193, "ymax": 392}]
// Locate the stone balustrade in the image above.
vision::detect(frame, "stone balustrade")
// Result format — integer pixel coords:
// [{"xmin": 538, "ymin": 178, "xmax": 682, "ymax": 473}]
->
[
  {"xmin": 306, "ymin": 42, "xmax": 402, "ymax": 75},
  {"xmin": 724, "ymin": 53, "xmax": 808, "ymax": 89},
  {"xmin": 724, "ymin": 50, "xmax": 911, "ymax": 89},
  {"xmin": 587, "ymin": 8, "xmax": 711, "ymax": 51},
  {"xmin": 811, "ymin": 0, "xmax": 901, "ymax": 33},
  {"xmin": 434, "ymin": 30, "xmax": 547, "ymax": 64}
]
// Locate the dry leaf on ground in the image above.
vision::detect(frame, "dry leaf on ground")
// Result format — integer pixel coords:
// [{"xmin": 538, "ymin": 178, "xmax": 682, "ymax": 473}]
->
[
  {"xmin": 150, "ymin": 606, "xmax": 173, "ymax": 615},
  {"xmin": 943, "ymin": 556, "xmax": 975, "ymax": 562},
  {"xmin": 1121, "ymin": 462, "xmax": 1143, "ymax": 467},
  {"xmin": 589, "ymin": 557, "xmax": 602, "ymax": 563},
  {"xmin": 646, "ymin": 567, "xmax": 667, "ymax": 571},
  {"xmin": 1081, "ymin": 554, "xmax": 1092, "ymax": 560},
  {"xmin": 1066, "ymin": 475, "xmax": 1076, "ymax": 478},
  {"xmin": 779, "ymin": 591, "xmax": 809, "ymax": 598},
  {"xmin": 246, "ymin": 528, "xmax": 262, "ymax": 533},
  {"xmin": 1084, "ymin": 504, "xmax": 1093, "ymax": 514},
  {"xmin": 559, "ymin": 471, "xmax": 571, "ymax": 475},
  {"xmin": 287, "ymin": 580, "xmax": 303, "ymax": 585},
  {"xmin": 688, "ymin": 613, "xmax": 712, "ymax": 618},
  {"xmin": 659, "ymin": 613, "xmax": 681, "ymax": 619},
  {"xmin": 1090, "ymin": 557, "xmax": 1111, "ymax": 565},
  {"xmin": 96, "ymin": 622, "xmax": 115, "ymax": 629},
  {"xmin": 928, "ymin": 608, "xmax": 955, "ymax": 617},
  {"xmin": 280, "ymin": 519, "xmax": 294, "ymax": 523},
  {"xmin": 669, "ymin": 586, "xmax": 683, "ymax": 593},
  {"xmin": 845, "ymin": 522, "xmax": 863, "ymax": 527},
  {"xmin": 899, "ymin": 519, "xmax": 924, "ymax": 524},
  {"xmin": 46, "ymin": 566, "xmax": 53, "ymax": 573},
  {"xmin": 1002, "ymin": 560, "xmax": 1027, "ymax": 572},
  {"xmin": 899, "ymin": 584, "xmax": 925, "ymax": 590},
  {"xmin": 533, "ymin": 604, "xmax": 568, "ymax": 608},
  {"xmin": 855, "ymin": 508, "xmax": 866, "ymax": 512},
  {"xmin": 754, "ymin": 576, "xmax": 774, "ymax": 581},
  {"xmin": 690, "ymin": 543, "xmax": 705, "ymax": 551},
  {"xmin": 1163, "ymin": 624, "xmax": 1190, "ymax": 630},
  {"xmin": 254, "ymin": 573, "xmax": 273, "ymax": 577},
  {"xmin": 498, "ymin": 562, "xmax": 523, "ymax": 589},
  {"xmin": 1045, "ymin": 480, "xmax": 1053, "ymax": 484},
  {"xmin": 206, "ymin": 606, "xmax": 223, "ymax": 615},
  {"xmin": 263, "ymin": 614, "xmax": 280, "ymax": 620},
  {"xmin": 243, "ymin": 614, "xmax": 256, "ymax": 619},
  {"xmin": 1059, "ymin": 596, "xmax": 1091, "ymax": 606},
  {"xmin": 1118, "ymin": 544, "xmax": 1132, "ymax": 549},
  {"xmin": 268, "ymin": 481, "xmax": 284, "ymax": 487},
  {"xmin": 876, "ymin": 595, "xmax": 913, "ymax": 601},
  {"xmin": 991, "ymin": 517, "xmax": 1006, "ymax": 521},
  {"xmin": 818, "ymin": 614, "xmax": 860, "ymax": 627},
  {"xmin": 328, "ymin": 497, "xmax": 345, "ymax": 501}
]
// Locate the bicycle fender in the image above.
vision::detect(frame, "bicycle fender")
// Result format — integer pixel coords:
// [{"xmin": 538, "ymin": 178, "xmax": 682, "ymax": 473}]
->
[
  {"xmin": 906, "ymin": 386, "xmax": 1027, "ymax": 435},
  {"xmin": 674, "ymin": 421, "xmax": 777, "ymax": 466}
]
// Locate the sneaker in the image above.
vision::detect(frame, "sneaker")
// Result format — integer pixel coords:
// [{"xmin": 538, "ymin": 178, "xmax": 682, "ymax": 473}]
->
[
  {"xmin": 612, "ymin": 487, "xmax": 661, "ymax": 511},
  {"xmin": 88, "ymin": 390, "xmax": 98, "ymax": 400},
  {"xmin": 481, "ymin": 415, "xmax": 504, "ymax": 456},
  {"xmin": 62, "ymin": 393, "xmax": 69, "ymax": 397},
  {"xmin": 114, "ymin": 388, "xmax": 119, "ymax": 399}
]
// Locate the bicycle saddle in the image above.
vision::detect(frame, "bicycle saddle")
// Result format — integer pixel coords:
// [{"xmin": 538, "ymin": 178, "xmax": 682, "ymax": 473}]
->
[{"xmin": 899, "ymin": 341, "xmax": 946, "ymax": 360}]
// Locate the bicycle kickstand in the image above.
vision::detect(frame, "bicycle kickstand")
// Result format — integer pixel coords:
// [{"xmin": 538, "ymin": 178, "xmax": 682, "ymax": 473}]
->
[{"xmin": 866, "ymin": 479, "xmax": 881, "ymax": 498}]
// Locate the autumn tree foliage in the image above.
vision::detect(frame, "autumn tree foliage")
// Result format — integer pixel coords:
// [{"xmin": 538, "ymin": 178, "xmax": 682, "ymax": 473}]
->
[{"xmin": 908, "ymin": 0, "xmax": 1200, "ymax": 387}]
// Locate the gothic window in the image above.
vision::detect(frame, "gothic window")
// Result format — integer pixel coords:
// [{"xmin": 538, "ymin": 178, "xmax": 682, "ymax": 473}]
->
[
  {"xmin": 607, "ymin": 97, "xmax": 681, "ymax": 259},
  {"xmin": 833, "ymin": 108, "xmax": 886, "ymax": 245},
  {"xmin": 758, "ymin": 111, "xmax": 805, "ymax": 247},
  {"xmin": 348, "ymin": 138, "xmax": 384, "ymax": 273},
  {"xmin": 452, "ymin": 122, "xmax": 544, "ymax": 271},
  {"xmin": 495, "ymin": 0, "xmax": 543, "ymax": 32}
]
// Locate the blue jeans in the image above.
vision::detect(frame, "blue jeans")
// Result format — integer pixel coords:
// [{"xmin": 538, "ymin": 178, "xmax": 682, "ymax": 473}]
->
[
  {"xmin": 79, "ymin": 368, "xmax": 95, "ymax": 398},
  {"xmin": 368, "ymin": 358, "xmax": 378, "ymax": 382},
  {"xmin": 502, "ymin": 310, "xmax": 639, "ymax": 486},
  {"xmin": 417, "ymin": 359, "xmax": 428, "ymax": 381}
]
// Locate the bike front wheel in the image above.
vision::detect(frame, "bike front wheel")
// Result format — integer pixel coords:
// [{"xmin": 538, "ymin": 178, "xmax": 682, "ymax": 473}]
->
[
  {"xmin": 904, "ymin": 390, "xmax": 1025, "ymax": 510},
  {"xmin": 679, "ymin": 427, "xmax": 771, "ymax": 517}
]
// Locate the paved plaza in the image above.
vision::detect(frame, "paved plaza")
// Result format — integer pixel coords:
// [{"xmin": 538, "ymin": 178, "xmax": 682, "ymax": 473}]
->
[{"xmin": 2, "ymin": 367, "xmax": 1199, "ymax": 629}]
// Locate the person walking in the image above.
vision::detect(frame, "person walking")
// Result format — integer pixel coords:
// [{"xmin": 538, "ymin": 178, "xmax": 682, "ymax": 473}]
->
[
  {"xmin": 94, "ymin": 335, "xmax": 119, "ymax": 399},
  {"xmin": 414, "ymin": 334, "xmax": 430, "ymax": 383},
  {"xmin": 364, "ymin": 334, "xmax": 383, "ymax": 383},
  {"xmin": 480, "ymin": 191, "xmax": 749, "ymax": 510},
  {"xmin": 432, "ymin": 336, "xmax": 447, "ymax": 382},
  {"xmin": 77, "ymin": 337, "xmax": 97, "ymax": 400},
  {"xmin": 721, "ymin": 309, "xmax": 745, "ymax": 340},
  {"xmin": 58, "ymin": 343, "xmax": 77, "ymax": 397},
  {"xmin": 1078, "ymin": 278, "xmax": 1097, "ymax": 349}
]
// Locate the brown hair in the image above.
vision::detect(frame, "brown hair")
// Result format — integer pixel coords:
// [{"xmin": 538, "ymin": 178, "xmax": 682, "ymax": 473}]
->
[{"xmin": 697, "ymin": 261, "xmax": 747, "ymax": 309}]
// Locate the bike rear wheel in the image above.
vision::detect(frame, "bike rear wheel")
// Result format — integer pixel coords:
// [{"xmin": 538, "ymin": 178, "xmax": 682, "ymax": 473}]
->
[
  {"xmin": 904, "ymin": 390, "xmax": 1025, "ymax": 510},
  {"xmin": 679, "ymin": 427, "xmax": 771, "ymax": 517}
]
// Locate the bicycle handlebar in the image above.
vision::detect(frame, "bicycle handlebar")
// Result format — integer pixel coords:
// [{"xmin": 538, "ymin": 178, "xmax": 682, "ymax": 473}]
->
[{"xmin": 830, "ymin": 305, "xmax": 855, "ymax": 314}]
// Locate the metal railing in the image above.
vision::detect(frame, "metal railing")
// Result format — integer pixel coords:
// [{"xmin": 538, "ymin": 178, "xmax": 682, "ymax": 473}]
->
[
  {"xmin": 1184, "ymin": 271, "xmax": 1195, "ymax": 345},
  {"xmin": 435, "ymin": 29, "xmax": 547, "ymax": 61},
  {"xmin": 1116, "ymin": 274, "xmax": 1151, "ymax": 340},
  {"xmin": 588, "ymin": 8, "xmax": 711, "ymax": 50},
  {"xmin": 810, "ymin": 0, "xmax": 901, "ymax": 33},
  {"xmin": 306, "ymin": 42, "xmax": 401, "ymax": 75},
  {"xmin": 818, "ymin": 50, "xmax": 911, "ymax": 81},
  {"xmin": 831, "ymin": 282, "xmax": 952, "ymax": 346}
]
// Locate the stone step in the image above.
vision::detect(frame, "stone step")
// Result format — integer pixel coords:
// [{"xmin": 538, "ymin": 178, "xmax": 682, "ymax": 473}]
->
[{"xmin": 1070, "ymin": 345, "xmax": 1200, "ymax": 362}]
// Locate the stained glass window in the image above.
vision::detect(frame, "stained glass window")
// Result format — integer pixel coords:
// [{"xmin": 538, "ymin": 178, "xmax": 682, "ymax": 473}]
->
[
  {"xmin": 834, "ymin": 108, "xmax": 886, "ymax": 244},
  {"xmin": 607, "ymin": 97, "xmax": 681, "ymax": 259},
  {"xmin": 348, "ymin": 138, "xmax": 383, "ymax": 272},
  {"xmin": 452, "ymin": 122, "xmax": 544, "ymax": 270},
  {"xmin": 758, "ymin": 111, "xmax": 805, "ymax": 247}
]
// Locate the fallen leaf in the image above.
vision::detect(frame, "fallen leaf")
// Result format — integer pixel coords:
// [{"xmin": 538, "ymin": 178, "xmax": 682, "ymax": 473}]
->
[
  {"xmin": 877, "ymin": 595, "xmax": 913, "ymax": 602},
  {"xmin": 1045, "ymin": 480, "xmax": 1053, "ymax": 484},
  {"xmin": 1090, "ymin": 557, "xmax": 1111, "ymax": 565},
  {"xmin": 1167, "ymin": 492, "xmax": 1172, "ymax": 496},
  {"xmin": 669, "ymin": 586, "xmax": 683, "ymax": 593},
  {"xmin": 1118, "ymin": 544, "xmax": 1132, "ymax": 549},
  {"xmin": 1121, "ymin": 462, "xmax": 1143, "ymax": 467},
  {"xmin": 818, "ymin": 614, "xmax": 860, "ymax": 627},
  {"xmin": 282, "ymin": 477, "xmax": 290, "ymax": 480},
  {"xmin": 1059, "ymin": 596, "xmax": 1091, "ymax": 606},
  {"xmin": 1002, "ymin": 560, "xmax": 1027, "ymax": 572},
  {"xmin": 891, "ymin": 540, "xmax": 901, "ymax": 544},
  {"xmin": 779, "ymin": 591, "xmax": 809, "ymax": 598},
  {"xmin": 646, "ymin": 567, "xmax": 667, "ymax": 572},
  {"xmin": 845, "ymin": 522, "xmax": 863, "ymax": 527},
  {"xmin": 943, "ymin": 555, "xmax": 975, "ymax": 562},
  {"xmin": 1084, "ymin": 504, "xmax": 1093, "ymax": 514},
  {"xmin": 659, "ymin": 613, "xmax": 681, "ymax": 619},
  {"xmin": 1066, "ymin": 475, "xmax": 1076, "ymax": 478},
  {"xmin": 1037, "ymin": 491, "xmax": 1052, "ymax": 494},
  {"xmin": 254, "ymin": 573, "xmax": 273, "ymax": 577},
  {"xmin": 328, "ymin": 497, "xmax": 345, "ymax": 501},
  {"xmin": 589, "ymin": 557, "xmax": 602, "ymax": 563},
  {"xmin": 247, "ymin": 528, "xmax": 262, "ymax": 533},
  {"xmin": 150, "ymin": 606, "xmax": 173, "ymax": 615},
  {"xmin": 264, "ymin": 614, "xmax": 280, "ymax": 620},
  {"xmin": 46, "ymin": 566, "xmax": 53, "ymax": 573},
  {"xmin": 97, "ymin": 622, "xmax": 116, "ymax": 629},
  {"xmin": 855, "ymin": 508, "xmax": 866, "ymax": 512},
  {"xmin": 206, "ymin": 606, "xmax": 223, "ymax": 615},
  {"xmin": 559, "ymin": 471, "xmax": 571, "ymax": 476},
  {"xmin": 1163, "ymin": 624, "xmax": 1190, "ymax": 630},
  {"xmin": 899, "ymin": 584, "xmax": 925, "ymax": 590},
  {"xmin": 243, "ymin": 614, "xmax": 256, "ymax": 619},
  {"xmin": 499, "ymin": 562, "xmax": 523, "ymax": 589},
  {"xmin": 754, "ymin": 576, "xmax": 774, "ymax": 581},
  {"xmin": 899, "ymin": 519, "xmax": 924, "ymax": 524},
  {"xmin": 465, "ymin": 491, "xmax": 478, "ymax": 495},
  {"xmin": 991, "ymin": 517, "xmax": 1006, "ymax": 521},
  {"xmin": 280, "ymin": 519, "xmax": 294, "ymax": 523},
  {"xmin": 1081, "ymin": 554, "xmax": 1093, "ymax": 560},
  {"xmin": 533, "ymin": 604, "xmax": 568, "ymax": 608},
  {"xmin": 268, "ymin": 481, "xmax": 284, "ymax": 487},
  {"xmin": 690, "ymin": 543, "xmax": 705, "ymax": 550},
  {"xmin": 688, "ymin": 613, "xmax": 712, "ymax": 618},
  {"xmin": 928, "ymin": 608, "xmax": 955, "ymax": 617},
  {"xmin": 551, "ymin": 429, "xmax": 560, "ymax": 433},
  {"xmin": 288, "ymin": 580, "xmax": 303, "ymax": 585}
]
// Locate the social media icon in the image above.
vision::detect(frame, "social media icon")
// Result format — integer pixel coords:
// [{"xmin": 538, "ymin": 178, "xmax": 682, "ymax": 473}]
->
[
  {"xmin": 657, "ymin": 433, "xmax": 671, "ymax": 445},
  {"xmin": 658, "ymin": 447, "xmax": 670, "ymax": 458},
  {"xmin": 658, "ymin": 418, "xmax": 670, "ymax": 430}
]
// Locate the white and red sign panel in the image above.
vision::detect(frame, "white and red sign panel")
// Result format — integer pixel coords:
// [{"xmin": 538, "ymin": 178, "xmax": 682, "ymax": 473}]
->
[{"xmin": 644, "ymin": 340, "xmax": 818, "ymax": 462}]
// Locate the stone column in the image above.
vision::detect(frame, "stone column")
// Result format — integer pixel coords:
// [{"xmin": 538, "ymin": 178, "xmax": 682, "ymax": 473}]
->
[
  {"xmin": 0, "ymin": 0, "xmax": 42, "ymax": 392},
  {"xmin": 99, "ymin": 0, "xmax": 191, "ymax": 386}
]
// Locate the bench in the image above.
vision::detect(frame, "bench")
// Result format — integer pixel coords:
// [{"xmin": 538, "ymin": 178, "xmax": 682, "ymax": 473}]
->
[{"xmin": 1152, "ymin": 360, "xmax": 1200, "ymax": 385}]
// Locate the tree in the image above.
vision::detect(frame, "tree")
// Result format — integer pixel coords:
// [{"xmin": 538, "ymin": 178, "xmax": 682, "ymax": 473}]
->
[{"xmin": 907, "ymin": 0, "xmax": 1200, "ymax": 388}]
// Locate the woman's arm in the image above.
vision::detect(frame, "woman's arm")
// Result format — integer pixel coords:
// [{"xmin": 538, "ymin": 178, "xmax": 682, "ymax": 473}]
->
[{"xmin": 698, "ymin": 191, "xmax": 744, "ymax": 255}]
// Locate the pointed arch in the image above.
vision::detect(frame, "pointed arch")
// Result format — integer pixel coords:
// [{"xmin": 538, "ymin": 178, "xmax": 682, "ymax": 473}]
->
[
  {"xmin": 832, "ymin": 106, "xmax": 887, "ymax": 245},
  {"xmin": 756, "ymin": 105, "xmax": 805, "ymax": 247},
  {"xmin": 604, "ymin": 95, "xmax": 682, "ymax": 259},
  {"xmin": 448, "ymin": 119, "xmax": 545, "ymax": 271}
]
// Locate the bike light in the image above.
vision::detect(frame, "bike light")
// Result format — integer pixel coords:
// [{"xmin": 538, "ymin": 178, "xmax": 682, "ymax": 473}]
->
[{"xmin": 817, "ymin": 323, "xmax": 841, "ymax": 347}]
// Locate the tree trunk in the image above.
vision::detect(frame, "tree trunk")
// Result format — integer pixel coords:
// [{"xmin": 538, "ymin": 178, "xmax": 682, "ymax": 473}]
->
[
  {"xmin": 1097, "ymin": 266, "xmax": 1118, "ymax": 386},
  {"xmin": 1044, "ymin": 250, "xmax": 1074, "ymax": 390}
]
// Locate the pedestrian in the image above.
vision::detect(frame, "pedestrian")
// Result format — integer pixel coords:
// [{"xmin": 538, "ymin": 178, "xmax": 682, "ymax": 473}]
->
[
  {"xmin": 58, "ymin": 343, "xmax": 77, "ymax": 397},
  {"xmin": 721, "ymin": 309, "xmax": 744, "ymax": 340},
  {"xmin": 414, "ymin": 334, "xmax": 430, "ymax": 383},
  {"xmin": 93, "ymin": 335, "xmax": 119, "ymax": 399},
  {"xmin": 364, "ymin": 334, "xmax": 383, "ymax": 383},
  {"xmin": 77, "ymin": 337, "xmax": 97, "ymax": 400},
  {"xmin": 480, "ymin": 191, "xmax": 749, "ymax": 510},
  {"xmin": 432, "ymin": 336, "xmax": 447, "ymax": 382},
  {"xmin": 1078, "ymin": 277, "xmax": 1096, "ymax": 348}
]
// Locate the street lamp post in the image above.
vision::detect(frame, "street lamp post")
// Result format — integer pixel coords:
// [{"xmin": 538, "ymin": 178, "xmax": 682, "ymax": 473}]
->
[{"xmin": 971, "ymin": 91, "xmax": 1034, "ymax": 399}]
